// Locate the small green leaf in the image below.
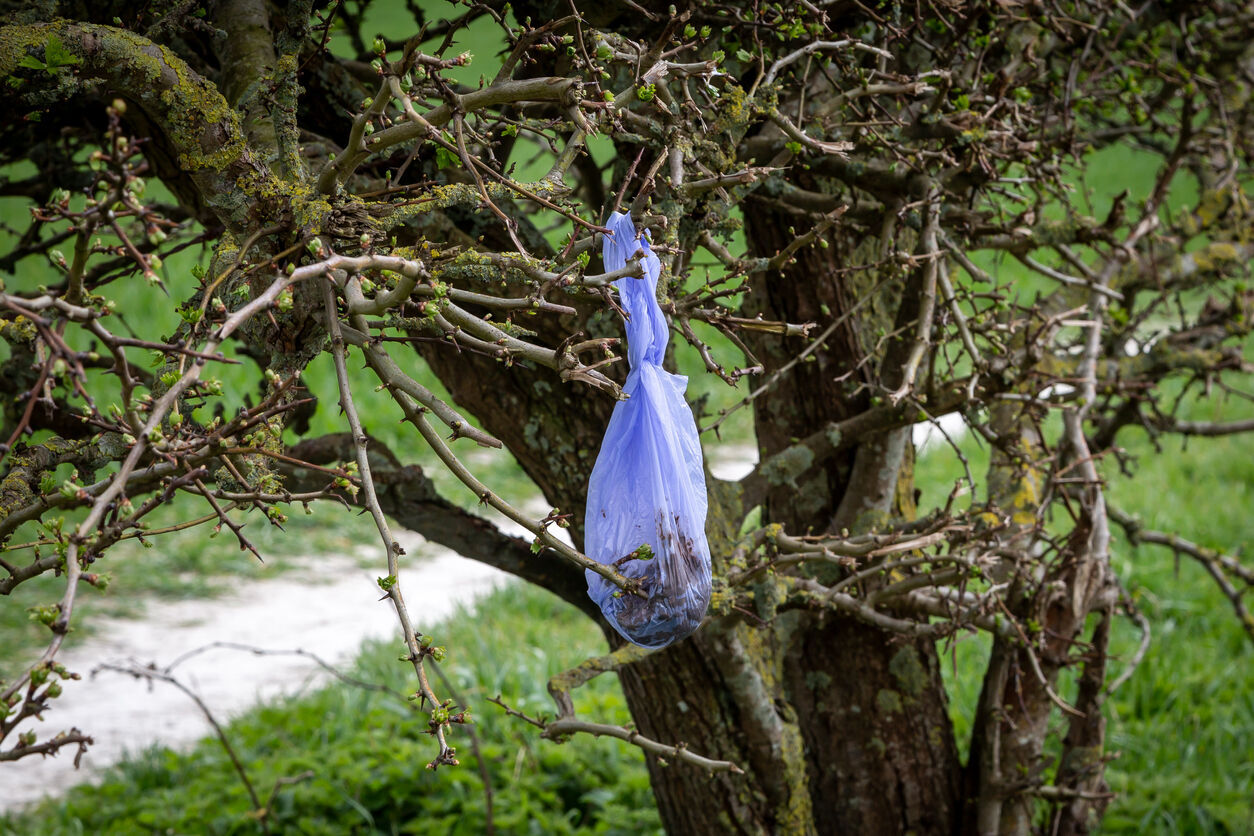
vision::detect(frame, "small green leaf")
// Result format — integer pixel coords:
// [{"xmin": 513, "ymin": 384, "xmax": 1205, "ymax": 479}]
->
[
  {"xmin": 434, "ymin": 143, "xmax": 459, "ymax": 170},
  {"xmin": 43, "ymin": 35, "xmax": 79, "ymax": 68},
  {"xmin": 21, "ymin": 35, "xmax": 81, "ymax": 74}
]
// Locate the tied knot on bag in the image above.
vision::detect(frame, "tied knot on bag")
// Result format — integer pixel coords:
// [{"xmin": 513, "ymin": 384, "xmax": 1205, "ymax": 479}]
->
[{"xmin": 583, "ymin": 211, "xmax": 712, "ymax": 649}]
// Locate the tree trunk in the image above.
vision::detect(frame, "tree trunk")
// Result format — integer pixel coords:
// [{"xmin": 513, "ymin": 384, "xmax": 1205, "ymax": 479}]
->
[
  {"xmin": 417, "ymin": 192, "xmax": 965, "ymax": 833},
  {"xmin": 617, "ymin": 612, "xmax": 962, "ymax": 835},
  {"xmin": 610, "ymin": 200, "xmax": 965, "ymax": 835}
]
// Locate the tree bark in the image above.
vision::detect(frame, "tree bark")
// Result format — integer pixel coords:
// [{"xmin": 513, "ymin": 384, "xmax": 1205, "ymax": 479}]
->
[
  {"xmin": 410, "ymin": 188, "xmax": 965, "ymax": 833},
  {"xmin": 738, "ymin": 198, "xmax": 962, "ymax": 834}
]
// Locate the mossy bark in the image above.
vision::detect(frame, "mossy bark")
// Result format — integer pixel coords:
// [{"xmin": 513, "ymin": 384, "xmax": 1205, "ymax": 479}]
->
[
  {"xmin": 738, "ymin": 198, "xmax": 961, "ymax": 835},
  {"xmin": 0, "ymin": 20, "xmax": 282, "ymax": 233}
]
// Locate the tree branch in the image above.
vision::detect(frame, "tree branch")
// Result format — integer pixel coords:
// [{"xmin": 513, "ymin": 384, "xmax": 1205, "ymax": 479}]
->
[
  {"xmin": 283, "ymin": 433, "xmax": 599, "ymax": 620},
  {"xmin": 0, "ymin": 21, "xmax": 280, "ymax": 234}
]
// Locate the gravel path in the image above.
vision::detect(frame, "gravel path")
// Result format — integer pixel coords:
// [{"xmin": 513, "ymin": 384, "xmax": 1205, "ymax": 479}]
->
[{"xmin": 1, "ymin": 537, "xmax": 505, "ymax": 812}]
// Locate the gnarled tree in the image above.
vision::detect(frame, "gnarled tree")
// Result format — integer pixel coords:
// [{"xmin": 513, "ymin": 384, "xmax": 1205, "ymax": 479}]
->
[{"xmin": 2, "ymin": 1, "xmax": 1253, "ymax": 834}]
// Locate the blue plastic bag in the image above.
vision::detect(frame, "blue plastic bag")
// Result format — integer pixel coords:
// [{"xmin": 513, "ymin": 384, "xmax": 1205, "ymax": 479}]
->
[{"xmin": 584, "ymin": 211, "xmax": 712, "ymax": 649}]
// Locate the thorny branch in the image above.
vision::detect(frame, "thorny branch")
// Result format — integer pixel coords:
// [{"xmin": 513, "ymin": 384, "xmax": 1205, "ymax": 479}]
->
[
  {"xmin": 488, "ymin": 638, "xmax": 745, "ymax": 775},
  {"xmin": 323, "ymin": 277, "xmax": 457, "ymax": 768}
]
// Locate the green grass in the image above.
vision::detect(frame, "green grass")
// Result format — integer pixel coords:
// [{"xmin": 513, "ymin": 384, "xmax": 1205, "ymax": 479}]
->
[
  {"xmin": 1, "ymin": 583, "xmax": 660, "ymax": 836},
  {"xmin": 1100, "ymin": 423, "xmax": 1254, "ymax": 834}
]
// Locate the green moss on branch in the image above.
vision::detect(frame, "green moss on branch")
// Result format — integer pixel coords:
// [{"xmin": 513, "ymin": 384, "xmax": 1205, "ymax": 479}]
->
[{"xmin": 0, "ymin": 21, "xmax": 281, "ymax": 234}]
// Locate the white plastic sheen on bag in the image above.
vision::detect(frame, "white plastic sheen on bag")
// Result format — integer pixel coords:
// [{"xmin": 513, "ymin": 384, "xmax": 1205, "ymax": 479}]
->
[{"xmin": 584, "ymin": 211, "xmax": 712, "ymax": 649}]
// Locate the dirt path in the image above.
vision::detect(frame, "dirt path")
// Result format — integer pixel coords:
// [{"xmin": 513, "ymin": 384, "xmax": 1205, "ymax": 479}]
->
[{"xmin": 1, "ymin": 536, "xmax": 505, "ymax": 811}]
